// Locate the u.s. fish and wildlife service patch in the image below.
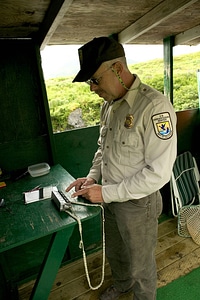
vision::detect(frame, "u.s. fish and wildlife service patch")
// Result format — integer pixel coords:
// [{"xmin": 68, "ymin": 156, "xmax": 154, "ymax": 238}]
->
[{"xmin": 152, "ymin": 112, "xmax": 173, "ymax": 139}]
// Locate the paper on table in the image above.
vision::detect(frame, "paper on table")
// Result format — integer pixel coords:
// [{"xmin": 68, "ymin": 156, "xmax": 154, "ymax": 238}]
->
[{"xmin": 24, "ymin": 186, "xmax": 58, "ymax": 204}]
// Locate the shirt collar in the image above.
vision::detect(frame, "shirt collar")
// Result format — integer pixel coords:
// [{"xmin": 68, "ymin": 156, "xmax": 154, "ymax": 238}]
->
[{"xmin": 110, "ymin": 74, "xmax": 141, "ymax": 107}]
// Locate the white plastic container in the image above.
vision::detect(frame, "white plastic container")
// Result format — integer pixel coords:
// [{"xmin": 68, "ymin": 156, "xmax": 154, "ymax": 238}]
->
[{"xmin": 28, "ymin": 163, "xmax": 50, "ymax": 177}]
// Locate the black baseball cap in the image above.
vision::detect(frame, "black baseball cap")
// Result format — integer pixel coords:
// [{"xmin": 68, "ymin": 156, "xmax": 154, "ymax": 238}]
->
[{"xmin": 73, "ymin": 37, "xmax": 125, "ymax": 82}]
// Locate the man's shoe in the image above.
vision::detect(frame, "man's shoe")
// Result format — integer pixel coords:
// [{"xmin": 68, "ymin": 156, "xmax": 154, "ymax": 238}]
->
[{"xmin": 99, "ymin": 285, "xmax": 130, "ymax": 300}]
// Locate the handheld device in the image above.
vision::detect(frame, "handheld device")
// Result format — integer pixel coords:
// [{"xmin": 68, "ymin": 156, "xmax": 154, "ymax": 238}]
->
[{"xmin": 51, "ymin": 190, "xmax": 72, "ymax": 211}]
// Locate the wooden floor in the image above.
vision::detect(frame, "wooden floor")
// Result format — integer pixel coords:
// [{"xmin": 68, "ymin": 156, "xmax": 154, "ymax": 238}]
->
[{"xmin": 18, "ymin": 217, "xmax": 200, "ymax": 300}]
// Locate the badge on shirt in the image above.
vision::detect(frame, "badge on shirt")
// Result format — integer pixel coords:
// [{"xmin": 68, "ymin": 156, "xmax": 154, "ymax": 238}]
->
[
  {"xmin": 124, "ymin": 114, "xmax": 134, "ymax": 129},
  {"xmin": 152, "ymin": 112, "xmax": 173, "ymax": 139}
]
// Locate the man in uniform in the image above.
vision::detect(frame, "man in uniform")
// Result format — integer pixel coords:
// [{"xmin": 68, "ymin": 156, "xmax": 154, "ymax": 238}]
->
[{"xmin": 66, "ymin": 37, "xmax": 177, "ymax": 300}]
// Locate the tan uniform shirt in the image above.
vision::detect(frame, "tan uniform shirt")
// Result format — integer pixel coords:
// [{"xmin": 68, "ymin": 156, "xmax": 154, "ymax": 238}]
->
[{"xmin": 87, "ymin": 75, "xmax": 177, "ymax": 203}]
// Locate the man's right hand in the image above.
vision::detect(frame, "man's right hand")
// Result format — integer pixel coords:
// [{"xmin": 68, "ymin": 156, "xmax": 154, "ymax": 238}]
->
[{"xmin": 65, "ymin": 177, "xmax": 96, "ymax": 193}]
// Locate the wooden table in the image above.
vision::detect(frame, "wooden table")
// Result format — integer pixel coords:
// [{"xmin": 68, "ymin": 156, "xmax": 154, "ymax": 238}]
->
[{"xmin": 0, "ymin": 164, "xmax": 100, "ymax": 299}]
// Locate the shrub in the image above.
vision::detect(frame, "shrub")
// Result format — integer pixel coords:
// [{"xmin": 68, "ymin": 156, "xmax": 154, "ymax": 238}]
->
[{"xmin": 45, "ymin": 53, "xmax": 200, "ymax": 132}]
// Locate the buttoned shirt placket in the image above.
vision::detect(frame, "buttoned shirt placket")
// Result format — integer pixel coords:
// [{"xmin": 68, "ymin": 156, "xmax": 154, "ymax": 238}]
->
[{"xmin": 101, "ymin": 99, "xmax": 124, "ymax": 184}]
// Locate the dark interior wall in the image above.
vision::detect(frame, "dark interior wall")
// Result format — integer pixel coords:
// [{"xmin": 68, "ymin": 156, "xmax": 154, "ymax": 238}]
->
[
  {"xmin": 54, "ymin": 126, "xmax": 99, "ymax": 179},
  {"xmin": 176, "ymin": 108, "xmax": 200, "ymax": 167},
  {"xmin": 0, "ymin": 39, "xmax": 53, "ymax": 173}
]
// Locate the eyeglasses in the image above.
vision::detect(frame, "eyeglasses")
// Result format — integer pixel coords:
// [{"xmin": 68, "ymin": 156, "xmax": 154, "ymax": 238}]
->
[{"xmin": 86, "ymin": 66, "xmax": 112, "ymax": 86}]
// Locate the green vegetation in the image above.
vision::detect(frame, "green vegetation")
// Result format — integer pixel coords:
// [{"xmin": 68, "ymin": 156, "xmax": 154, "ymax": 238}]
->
[
  {"xmin": 46, "ymin": 78, "xmax": 101, "ymax": 131},
  {"xmin": 45, "ymin": 52, "xmax": 200, "ymax": 132}
]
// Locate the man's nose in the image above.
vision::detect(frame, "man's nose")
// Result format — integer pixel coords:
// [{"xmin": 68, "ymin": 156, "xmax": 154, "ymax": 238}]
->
[{"xmin": 90, "ymin": 83, "xmax": 98, "ymax": 92}]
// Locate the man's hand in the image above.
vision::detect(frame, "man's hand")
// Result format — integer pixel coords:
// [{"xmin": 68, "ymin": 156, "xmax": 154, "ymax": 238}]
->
[
  {"xmin": 66, "ymin": 177, "xmax": 95, "ymax": 192},
  {"xmin": 70, "ymin": 184, "xmax": 104, "ymax": 203},
  {"xmin": 66, "ymin": 177, "xmax": 104, "ymax": 203}
]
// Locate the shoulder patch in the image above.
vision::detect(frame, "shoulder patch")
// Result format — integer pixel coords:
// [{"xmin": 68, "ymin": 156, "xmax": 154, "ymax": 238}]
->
[{"xmin": 152, "ymin": 112, "xmax": 173, "ymax": 139}]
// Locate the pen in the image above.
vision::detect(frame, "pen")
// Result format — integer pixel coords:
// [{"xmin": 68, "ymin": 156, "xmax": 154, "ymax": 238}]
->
[{"xmin": 30, "ymin": 185, "xmax": 41, "ymax": 192}]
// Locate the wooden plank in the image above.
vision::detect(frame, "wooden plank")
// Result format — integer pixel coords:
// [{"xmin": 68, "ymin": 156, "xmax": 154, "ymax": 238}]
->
[
  {"xmin": 156, "ymin": 230, "xmax": 184, "ymax": 255},
  {"xmin": 49, "ymin": 264, "xmax": 112, "ymax": 300},
  {"xmin": 50, "ymin": 252, "xmax": 109, "ymax": 293},
  {"xmin": 19, "ymin": 263, "xmax": 111, "ymax": 300},
  {"xmin": 39, "ymin": 0, "xmax": 74, "ymax": 49},
  {"xmin": 157, "ymin": 247, "xmax": 200, "ymax": 288},
  {"xmin": 18, "ymin": 251, "xmax": 110, "ymax": 299},
  {"xmin": 175, "ymin": 24, "xmax": 200, "ymax": 45},
  {"xmin": 74, "ymin": 285, "xmax": 133, "ymax": 300},
  {"xmin": 18, "ymin": 251, "xmax": 101, "ymax": 292},
  {"xmin": 158, "ymin": 218, "xmax": 177, "ymax": 238},
  {"xmin": 118, "ymin": 0, "xmax": 198, "ymax": 43},
  {"xmin": 156, "ymin": 237, "xmax": 200, "ymax": 271}
]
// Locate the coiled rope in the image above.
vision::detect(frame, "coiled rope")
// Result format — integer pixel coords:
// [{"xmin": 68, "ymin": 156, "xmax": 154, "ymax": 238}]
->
[{"xmin": 63, "ymin": 201, "xmax": 105, "ymax": 290}]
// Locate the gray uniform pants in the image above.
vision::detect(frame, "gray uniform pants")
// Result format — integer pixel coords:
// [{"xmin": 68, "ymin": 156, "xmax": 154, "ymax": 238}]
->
[{"xmin": 104, "ymin": 191, "xmax": 163, "ymax": 300}]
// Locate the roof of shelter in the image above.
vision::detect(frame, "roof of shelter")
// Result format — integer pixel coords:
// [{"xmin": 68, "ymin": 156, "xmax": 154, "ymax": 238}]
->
[{"xmin": 0, "ymin": 0, "xmax": 199, "ymax": 49}]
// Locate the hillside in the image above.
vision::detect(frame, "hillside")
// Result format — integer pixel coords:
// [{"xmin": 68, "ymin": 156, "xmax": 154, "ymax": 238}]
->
[{"xmin": 45, "ymin": 52, "xmax": 200, "ymax": 132}]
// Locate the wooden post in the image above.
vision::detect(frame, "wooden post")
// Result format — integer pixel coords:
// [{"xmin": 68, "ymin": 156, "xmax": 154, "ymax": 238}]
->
[
  {"xmin": 163, "ymin": 36, "xmax": 174, "ymax": 104},
  {"xmin": 197, "ymin": 69, "xmax": 200, "ymax": 108}
]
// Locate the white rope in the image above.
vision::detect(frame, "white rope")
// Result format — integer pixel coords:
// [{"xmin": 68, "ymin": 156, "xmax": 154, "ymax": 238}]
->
[{"xmin": 63, "ymin": 201, "xmax": 105, "ymax": 290}]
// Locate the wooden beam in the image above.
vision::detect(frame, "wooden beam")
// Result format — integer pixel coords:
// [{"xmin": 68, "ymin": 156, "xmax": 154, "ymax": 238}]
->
[
  {"xmin": 175, "ymin": 24, "xmax": 200, "ymax": 45},
  {"xmin": 38, "ymin": 0, "xmax": 74, "ymax": 50},
  {"xmin": 118, "ymin": 0, "xmax": 198, "ymax": 44}
]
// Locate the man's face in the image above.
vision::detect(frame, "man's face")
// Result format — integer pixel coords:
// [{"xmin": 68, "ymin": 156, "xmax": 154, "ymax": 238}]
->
[{"xmin": 87, "ymin": 63, "xmax": 120, "ymax": 102}]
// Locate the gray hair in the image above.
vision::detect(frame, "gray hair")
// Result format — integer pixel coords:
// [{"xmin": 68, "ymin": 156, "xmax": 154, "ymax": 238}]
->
[{"xmin": 103, "ymin": 56, "xmax": 128, "ymax": 69}]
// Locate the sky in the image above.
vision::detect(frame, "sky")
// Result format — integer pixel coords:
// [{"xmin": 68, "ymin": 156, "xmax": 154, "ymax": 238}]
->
[{"xmin": 41, "ymin": 44, "xmax": 200, "ymax": 80}]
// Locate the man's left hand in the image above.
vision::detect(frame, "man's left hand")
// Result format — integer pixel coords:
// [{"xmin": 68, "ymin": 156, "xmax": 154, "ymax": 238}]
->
[{"xmin": 71, "ymin": 184, "xmax": 104, "ymax": 203}]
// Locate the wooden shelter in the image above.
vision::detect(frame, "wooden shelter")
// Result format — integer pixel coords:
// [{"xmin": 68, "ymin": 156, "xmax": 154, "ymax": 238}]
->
[{"xmin": 0, "ymin": 1, "xmax": 200, "ymax": 299}]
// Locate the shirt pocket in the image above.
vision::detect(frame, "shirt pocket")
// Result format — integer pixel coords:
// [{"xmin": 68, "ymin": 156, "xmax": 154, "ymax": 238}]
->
[{"xmin": 113, "ymin": 130, "xmax": 139, "ymax": 166}]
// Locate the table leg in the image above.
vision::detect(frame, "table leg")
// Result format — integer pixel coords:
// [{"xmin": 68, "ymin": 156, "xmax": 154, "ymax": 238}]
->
[{"xmin": 30, "ymin": 225, "xmax": 75, "ymax": 300}]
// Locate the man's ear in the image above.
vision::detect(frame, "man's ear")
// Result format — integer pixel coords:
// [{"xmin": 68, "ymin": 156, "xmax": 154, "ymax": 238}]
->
[{"xmin": 112, "ymin": 61, "xmax": 123, "ymax": 74}]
